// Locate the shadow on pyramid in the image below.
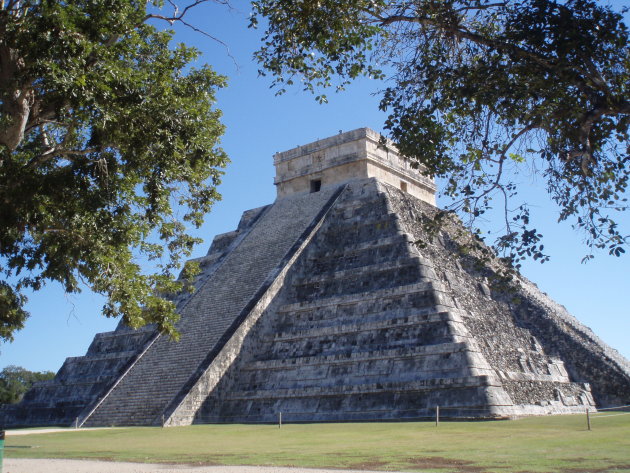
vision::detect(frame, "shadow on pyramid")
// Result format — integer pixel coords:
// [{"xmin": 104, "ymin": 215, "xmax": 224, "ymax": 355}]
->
[{"xmin": 3, "ymin": 128, "xmax": 629, "ymax": 427}]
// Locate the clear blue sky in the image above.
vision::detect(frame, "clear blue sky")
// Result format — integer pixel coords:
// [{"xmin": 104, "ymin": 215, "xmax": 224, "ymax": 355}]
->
[{"xmin": 1, "ymin": 2, "xmax": 628, "ymax": 373}]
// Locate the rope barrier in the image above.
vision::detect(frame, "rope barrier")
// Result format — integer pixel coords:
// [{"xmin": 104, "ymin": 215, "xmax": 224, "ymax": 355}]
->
[
  {"xmin": 204, "ymin": 405, "xmax": 496, "ymax": 418},
  {"xmin": 187, "ymin": 402, "xmax": 630, "ymax": 426},
  {"xmin": 597, "ymin": 404, "xmax": 630, "ymax": 411},
  {"xmin": 438, "ymin": 407, "xmax": 493, "ymax": 411},
  {"xmin": 590, "ymin": 412, "xmax": 630, "ymax": 419}
]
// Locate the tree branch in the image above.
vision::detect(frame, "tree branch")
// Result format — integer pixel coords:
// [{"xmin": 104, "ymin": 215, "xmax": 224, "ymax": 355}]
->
[
  {"xmin": 25, "ymin": 147, "xmax": 99, "ymax": 170},
  {"xmin": 143, "ymin": 1, "xmax": 238, "ymax": 68},
  {"xmin": 454, "ymin": 3, "xmax": 507, "ymax": 14},
  {"xmin": 370, "ymin": 10, "xmax": 609, "ymax": 99}
]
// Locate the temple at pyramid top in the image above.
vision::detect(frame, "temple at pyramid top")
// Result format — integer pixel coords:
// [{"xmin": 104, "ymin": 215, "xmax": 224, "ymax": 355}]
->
[{"xmin": 274, "ymin": 127, "xmax": 437, "ymax": 204}]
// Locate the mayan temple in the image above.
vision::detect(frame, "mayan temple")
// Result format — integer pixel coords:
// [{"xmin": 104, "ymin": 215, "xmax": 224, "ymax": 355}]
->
[{"xmin": 3, "ymin": 127, "xmax": 630, "ymax": 427}]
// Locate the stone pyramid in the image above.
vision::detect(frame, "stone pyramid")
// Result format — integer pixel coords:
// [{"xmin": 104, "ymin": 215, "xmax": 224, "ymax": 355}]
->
[{"xmin": 4, "ymin": 128, "xmax": 629, "ymax": 427}]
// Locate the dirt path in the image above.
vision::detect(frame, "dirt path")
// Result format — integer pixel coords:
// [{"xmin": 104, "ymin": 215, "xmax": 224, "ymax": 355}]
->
[
  {"xmin": 6, "ymin": 427, "xmax": 121, "ymax": 436},
  {"xmin": 3, "ymin": 458, "xmax": 393, "ymax": 473}
]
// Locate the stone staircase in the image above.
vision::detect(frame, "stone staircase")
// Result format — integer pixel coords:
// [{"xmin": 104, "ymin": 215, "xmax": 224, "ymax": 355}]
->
[
  {"xmin": 0, "ymin": 203, "xmax": 271, "ymax": 428},
  {"xmin": 81, "ymin": 185, "xmax": 345, "ymax": 426}
]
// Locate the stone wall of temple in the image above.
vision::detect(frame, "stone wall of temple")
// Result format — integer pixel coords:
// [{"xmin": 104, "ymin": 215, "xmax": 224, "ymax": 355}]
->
[{"xmin": 274, "ymin": 128, "xmax": 436, "ymax": 204}]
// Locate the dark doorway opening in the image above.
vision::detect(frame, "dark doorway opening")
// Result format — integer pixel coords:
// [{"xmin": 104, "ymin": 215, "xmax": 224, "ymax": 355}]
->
[{"xmin": 310, "ymin": 179, "xmax": 322, "ymax": 193}]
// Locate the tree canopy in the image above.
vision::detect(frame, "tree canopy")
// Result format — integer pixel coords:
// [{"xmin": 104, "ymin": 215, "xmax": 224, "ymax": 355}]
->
[
  {"xmin": 0, "ymin": 0, "xmax": 228, "ymax": 341},
  {"xmin": 252, "ymin": 0, "xmax": 630, "ymax": 265},
  {"xmin": 0, "ymin": 365, "xmax": 54, "ymax": 404}
]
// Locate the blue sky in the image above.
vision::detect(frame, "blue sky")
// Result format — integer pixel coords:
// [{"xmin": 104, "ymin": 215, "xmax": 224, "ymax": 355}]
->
[{"xmin": 1, "ymin": 2, "xmax": 628, "ymax": 373}]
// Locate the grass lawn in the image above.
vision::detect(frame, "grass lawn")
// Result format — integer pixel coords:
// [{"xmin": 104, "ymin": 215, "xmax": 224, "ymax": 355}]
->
[{"xmin": 4, "ymin": 414, "xmax": 630, "ymax": 472}]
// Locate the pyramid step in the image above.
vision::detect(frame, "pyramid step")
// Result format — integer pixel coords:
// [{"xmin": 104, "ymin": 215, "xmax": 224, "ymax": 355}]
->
[
  {"xmin": 320, "ymin": 213, "xmax": 402, "ymax": 246},
  {"xmin": 54, "ymin": 369, "xmax": 129, "ymax": 385},
  {"xmin": 91, "ymin": 325, "xmax": 155, "ymax": 339},
  {"xmin": 188, "ymin": 250, "xmax": 222, "ymax": 268},
  {"xmin": 293, "ymin": 262, "xmax": 433, "ymax": 303},
  {"xmin": 308, "ymin": 234, "xmax": 419, "ymax": 275},
  {"xmin": 499, "ymin": 370, "xmax": 572, "ymax": 383},
  {"xmin": 294, "ymin": 256, "xmax": 435, "ymax": 286},
  {"xmin": 42, "ymin": 376, "xmax": 115, "ymax": 387},
  {"xmin": 231, "ymin": 364, "xmax": 478, "ymax": 393},
  {"xmin": 232, "ymin": 342, "xmax": 491, "ymax": 391},
  {"xmin": 276, "ymin": 290, "xmax": 447, "ymax": 333},
  {"xmin": 197, "ymin": 398, "xmax": 498, "ymax": 423},
  {"xmin": 312, "ymin": 232, "xmax": 415, "ymax": 257},
  {"xmin": 53, "ymin": 370, "xmax": 128, "ymax": 385},
  {"xmin": 326, "ymin": 208, "xmax": 396, "ymax": 227},
  {"xmin": 328, "ymin": 194, "xmax": 390, "ymax": 216},
  {"xmin": 278, "ymin": 303, "xmax": 447, "ymax": 333},
  {"xmin": 199, "ymin": 407, "xmax": 492, "ymax": 423},
  {"xmin": 278, "ymin": 281, "xmax": 445, "ymax": 313},
  {"xmin": 223, "ymin": 374, "xmax": 499, "ymax": 401},
  {"xmin": 85, "ymin": 328, "xmax": 155, "ymax": 356},
  {"xmin": 273, "ymin": 310, "xmax": 464, "ymax": 343},
  {"xmin": 247, "ymin": 341, "xmax": 471, "ymax": 370},
  {"xmin": 63, "ymin": 350, "xmax": 140, "ymax": 365},
  {"xmin": 260, "ymin": 320, "xmax": 462, "ymax": 360}
]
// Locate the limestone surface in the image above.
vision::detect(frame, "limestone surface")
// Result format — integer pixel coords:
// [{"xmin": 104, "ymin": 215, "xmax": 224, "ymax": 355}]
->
[{"xmin": 3, "ymin": 128, "xmax": 628, "ymax": 427}]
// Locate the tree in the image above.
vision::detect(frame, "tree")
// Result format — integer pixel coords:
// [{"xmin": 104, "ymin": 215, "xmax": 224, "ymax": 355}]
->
[
  {"xmin": 252, "ymin": 0, "xmax": 629, "ymax": 265},
  {"xmin": 0, "ymin": 365, "xmax": 54, "ymax": 404},
  {"xmin": 0, "ymin": 0, "xmax": 228, "ymax": 342}
]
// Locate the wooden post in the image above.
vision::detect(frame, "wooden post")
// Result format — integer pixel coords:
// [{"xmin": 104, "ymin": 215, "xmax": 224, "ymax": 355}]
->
[
  {"xmin": 435, "ymin": 406, "xmax": 440, "ymax": 427},
  {"xmin": 278, "ymin": 411, "xmax": 282, "ymax": 429},
  {"xmin": 586, "ymin": 409, "xmax": 591, "ymax": 431}
]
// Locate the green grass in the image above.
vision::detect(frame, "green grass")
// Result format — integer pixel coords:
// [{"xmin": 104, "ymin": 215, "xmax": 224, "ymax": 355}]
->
[{"xmin": 4, "ymin": 414, "xmax": 630, "ymax": 472}]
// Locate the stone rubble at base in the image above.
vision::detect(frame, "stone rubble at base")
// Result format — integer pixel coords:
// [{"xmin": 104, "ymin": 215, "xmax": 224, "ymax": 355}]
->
[{"xmin": 2, "ymin": 128, "xmax": 629, "ymax": 427}]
